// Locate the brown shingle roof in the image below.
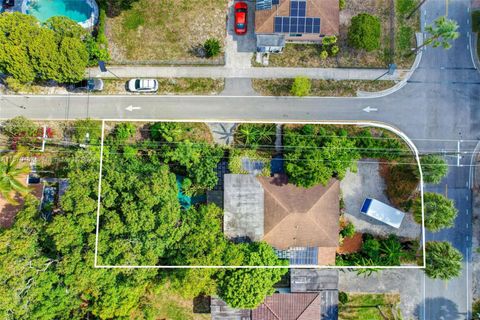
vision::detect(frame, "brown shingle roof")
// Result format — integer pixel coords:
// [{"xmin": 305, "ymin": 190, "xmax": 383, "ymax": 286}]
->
[
  {"xmin": 251, "ymin": 293, "xmax": 320, "ymax": 320},
  {"xmin": 257, "ymin": 175, "xmax": 339, "ymax": 250},
  {"xmin": 255, "ymin": 0, "xmax": 339, "ymax": 36}
]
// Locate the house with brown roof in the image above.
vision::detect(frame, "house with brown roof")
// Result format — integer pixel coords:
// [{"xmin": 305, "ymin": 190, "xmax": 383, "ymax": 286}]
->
[
  {"xmin": 223, "ymin": 174, "xmax": 340, "ymax": 266},
  {"xmin": 211, "ymin": 269, "xmax": 339, "ymax": 320},
  {"xmin": 255, "ymin": 0, "xmax": 339, "ymax": 52}
]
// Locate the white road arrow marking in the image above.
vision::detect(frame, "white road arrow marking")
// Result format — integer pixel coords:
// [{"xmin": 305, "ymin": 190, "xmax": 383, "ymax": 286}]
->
[
  {"xmin": 363, "ymin": 106, "xmax": 378, "ymax": 113},
  {"xmin": 126, "ymin": 105, "xmax": 141, "ymax": 111}
]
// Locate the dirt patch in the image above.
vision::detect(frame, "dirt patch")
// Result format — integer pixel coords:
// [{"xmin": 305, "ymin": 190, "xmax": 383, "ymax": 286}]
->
[
  {"xmin": 105, "ymin": 0, "xmax": 227, "ymax": 64},
  {"xmin": 338, "ymin": 232, "xmax": 363, "ymax": 254}
]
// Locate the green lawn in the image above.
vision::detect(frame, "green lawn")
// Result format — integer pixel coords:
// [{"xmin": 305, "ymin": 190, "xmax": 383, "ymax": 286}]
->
[
  {"xmin": 105, "ymin": 0, "xmax": 226, "ymax": 63},
  {"xmin": 339, "ymin": 293, "xmax": 402, "ymax": 320}
]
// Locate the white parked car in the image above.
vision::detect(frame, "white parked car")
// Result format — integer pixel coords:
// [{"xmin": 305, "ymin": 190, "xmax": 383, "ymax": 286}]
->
[{"xmin": 127, "ymin": 79, "xmax": 158, "ymax": 93}]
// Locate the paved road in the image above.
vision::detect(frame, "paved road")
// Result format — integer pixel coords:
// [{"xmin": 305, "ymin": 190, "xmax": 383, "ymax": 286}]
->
[{"xmin": 0, "ymin": 0, "xmax": 479, "ymax": 318}]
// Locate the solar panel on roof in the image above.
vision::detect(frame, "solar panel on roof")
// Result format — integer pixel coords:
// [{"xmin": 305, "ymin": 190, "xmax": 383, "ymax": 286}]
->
[
  {"xmin": 298, "ymin": 1, "xmax": 306, "ymax": 16},
  {"xmin": 256, "ymin": 0, "xmax": 272, "ymax": 10},
  {"xmin": 274, "ymin": 16, "xmax": 282, "ymax": 33},
  {"xmin": 313, "ymin": 18, "xmax": 321, "ymax": 33}
]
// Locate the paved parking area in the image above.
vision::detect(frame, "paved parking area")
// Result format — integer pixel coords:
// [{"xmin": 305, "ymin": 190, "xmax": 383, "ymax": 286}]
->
[
  {"xmin": 225, "ymin": 0, "xmax": 256, "ymax": 68},
  {"xmin": 340, "ymin": 160, "xmax": 421, "ymax": 239},
  {"xmin": 338, "ymin": 269, "xmax": 424, "ymax": 320}
]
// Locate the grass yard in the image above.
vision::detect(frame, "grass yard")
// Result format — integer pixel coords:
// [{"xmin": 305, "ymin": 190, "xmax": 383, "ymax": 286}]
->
[
  {"xmin": 129, "ymin": 283, "xmax": 210, "ymax": 320},
  {"xmin": 339, "ymin": 293, "xmax": 402, "ymax": 320},
  {"xmin": 252, "ymin": 79, "xmax": 396, "ymax": 97},
  {"xmin": 261, "ymin": 0, "xmax": 419, "ymax": 68},
  {"xmin": 100, "ymin": 78, "xmax": 224, "ymax": 95},
  {"xmin": 105, "ymin": 0, "xmax": 227, "ymax": 64}
]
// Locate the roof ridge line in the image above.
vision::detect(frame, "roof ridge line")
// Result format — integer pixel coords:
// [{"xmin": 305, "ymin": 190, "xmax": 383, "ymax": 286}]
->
[{"xmin": 296, "ymin": 293, "xmax": 321, "ymax": 320}]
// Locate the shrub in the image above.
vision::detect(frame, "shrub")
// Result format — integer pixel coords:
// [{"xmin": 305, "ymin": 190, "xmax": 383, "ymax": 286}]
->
[
  {"xmin": 339, "ymin": 292, "xmax": 348, "ymax": 304},
  {"xmin": 331, "ymin": 45, "xmax": 340, "ymax": 56},
  {"xmin": 397, "ymin": 26, "xmax": 413, "ymax": 52},
  {"xmin": 322, "ymin": 35, "xmax": 337, "ymax": 46},
  {"xmin": 382, "ymin": 163, "xmax": 419, "ymax": 208},
  {"xmin": 72, "ymin": 119, "xmax": 102, "ymax": 144},
  {"xmin": 3, "ymin": 116, "xmax": 38, "ymax": 138},
  {"xmin": 204, "ymin": 38, "xmax": 221, "ymax": 58},
  {"xmin": 418, "ymin": 154, "xmax": 448, "ymax": 184},
  {"xmin": 339, "ymin": 0, "xmax": 346, "ymax": 10},
  {"xmin": 396, "ymin": 0, "xmax": 416, "ymax": 17},
  {"xmin": 320, "ymin": 50, "xmax": 328, "ymax": 60},
  {"xmin": 413, "ymin": 192, "xmax": 458, "ymax": 232},
  {"xmin": 114, "ymin": 123, "xmax": 136, "ymax": 141},
  {"xmin": 340, "ymin": 221, "xmax": 355, "ymax": 238},
  {"xmin": 234, "ymin": 123, "xmax": 276, "ymax": 149},
  {"xmin": 290, "ymin": 76, "xmax": 311, "ymax": 97},
  {"xmin": 362, "ymin": 237, "xmax": 381, "ymax": 260},
  {"xmin": 4, "ymin": 77, "xmax": 26, "ymax": 92},
  {"xmin": 348, "ymin": 13, "xmax": 381, "ymax": 51}
]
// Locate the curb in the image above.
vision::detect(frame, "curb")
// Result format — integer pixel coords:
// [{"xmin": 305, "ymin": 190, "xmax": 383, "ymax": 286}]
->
[
  {"xmin": 356, "ymin": 32, "xmax": 424, "ymax": 98},
  {"xmin": 471, "ymin": 32, "xmax": 480, "ymax": 71}
]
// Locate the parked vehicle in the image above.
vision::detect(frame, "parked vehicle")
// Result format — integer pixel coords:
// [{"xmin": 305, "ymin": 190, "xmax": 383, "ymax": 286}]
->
[
  {"xmin": 3, "ymin": 0, "xmax": 14, "ymax": 8},
  {"xmin": 127, "ymin": 79, "xmax": 158, "ymax": 93},
  {"xmin": 234, "ymin": 2, "xmax": 248, "ymax": 35},
  {"xmin": 73, "ymin": 78, "xmax": 104, "ymax": 91},
  {"xmin": 360, "ymin": 198, "xmax": 405, "ymax": 229}
]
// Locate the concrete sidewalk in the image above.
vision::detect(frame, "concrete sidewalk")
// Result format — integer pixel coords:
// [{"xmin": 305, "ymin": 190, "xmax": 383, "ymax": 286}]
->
[{"xmin": 88, "ymin": 66, "xmax": 404, "ymax": 81}]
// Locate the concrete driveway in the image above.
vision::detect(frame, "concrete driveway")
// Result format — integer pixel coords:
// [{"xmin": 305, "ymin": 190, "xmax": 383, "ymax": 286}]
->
[
  {"xmin": 340, "ymin": 160, "xmax": 421, "ymax": 239},
  {"xmin": 225, "ymin": 0, "xmax": 256, "ymax": 68}
]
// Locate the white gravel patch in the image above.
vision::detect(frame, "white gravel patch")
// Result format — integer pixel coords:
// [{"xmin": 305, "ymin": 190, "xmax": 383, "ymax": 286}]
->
[{"xmin": 340, "ymin": 160, "xmax": 421, "ymax": 239}]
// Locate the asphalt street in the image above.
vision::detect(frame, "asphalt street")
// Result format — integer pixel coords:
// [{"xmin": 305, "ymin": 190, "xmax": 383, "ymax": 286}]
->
[{"xmin": 0, "ymin": 0, "xmax": 479, "ymax": 318}]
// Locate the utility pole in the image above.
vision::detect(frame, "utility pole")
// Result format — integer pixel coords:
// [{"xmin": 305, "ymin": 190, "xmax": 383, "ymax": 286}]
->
[{"xmin": 406, "ymin": 0, "xmax": 427, "ymax": 20}]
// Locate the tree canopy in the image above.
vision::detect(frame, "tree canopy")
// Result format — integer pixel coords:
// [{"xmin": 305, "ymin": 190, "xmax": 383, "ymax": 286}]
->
[
  {"xmin": 425, "ymin": 241, "xmax": 463, "ymax": 281},
  {"xmin": 283, "ymin": 125, "xmax": 360, "ymax": 187},
  {"xmin": 0, "ymin": 13, "xmax": 89, "ymax": 84},
  {"xmin": 413, "ymin": 192, "xmax": 458, "ymax": 232},
  {"xmin": 218, "ymin": 242, "xmax": 288, "ymax": 309},
  {"xmin": 419, "ymin": 154, "xmax": 448, "ymax": 184}
]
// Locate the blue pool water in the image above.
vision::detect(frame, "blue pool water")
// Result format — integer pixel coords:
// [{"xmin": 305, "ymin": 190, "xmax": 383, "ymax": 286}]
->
[{"xmin": 27, "ymin": 0, "xmax": 92, "ymax": 23}]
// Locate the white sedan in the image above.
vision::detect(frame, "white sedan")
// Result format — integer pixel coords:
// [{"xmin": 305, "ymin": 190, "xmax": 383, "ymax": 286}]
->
[{"xmin": 127, "ymin": 79, "xmax": 158, "ymax": 93}]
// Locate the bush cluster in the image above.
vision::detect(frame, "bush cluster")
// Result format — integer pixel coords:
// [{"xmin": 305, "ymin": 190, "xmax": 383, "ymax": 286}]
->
[{"xmin": 347, "ymin": 13, "xmax": 381, "ymax": 52}]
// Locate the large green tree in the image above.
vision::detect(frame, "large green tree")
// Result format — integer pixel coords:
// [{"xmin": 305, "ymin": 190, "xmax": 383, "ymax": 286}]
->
[
  {"xmin": 284, "ymin": 125, "xmax": 360, "ymax": 187},
  {"xmin": 413, "ymin": 192, "xmax": 458, "ymax": 232},
  {"xmin": 425, "ymin": 241, "xmax": 463, "ymax": 281},
  {"xmin": 0, "ymin": 13, "xmax": 89, "ymax": 84},
  {"xmin": 218, "ymin": 242, "xmax": 288, "ymax": 309}
]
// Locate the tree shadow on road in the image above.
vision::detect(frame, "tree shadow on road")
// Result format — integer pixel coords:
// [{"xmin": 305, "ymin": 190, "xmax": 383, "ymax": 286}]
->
[{"xmin": 414, "ymin": 297, "xmax": 460, "ymax": 320}]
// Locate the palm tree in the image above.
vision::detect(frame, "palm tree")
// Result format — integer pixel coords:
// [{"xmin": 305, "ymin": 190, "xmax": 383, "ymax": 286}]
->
[
  {"xmin": 0, "ymin": 151, "xmax": 30, "ymax": 204},
  {"xmin": 425, "ymin": 241, "xmax": 463, "ymax": 281},
  {"xmin": 414, "ymin": 16, "xmax": 459, "ymax": 53}
]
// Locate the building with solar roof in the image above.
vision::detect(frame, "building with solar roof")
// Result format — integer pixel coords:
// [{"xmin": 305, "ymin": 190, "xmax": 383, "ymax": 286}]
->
[{"xmin": 255, "ymin": 0, "xmax": 339, "ymax": 52}]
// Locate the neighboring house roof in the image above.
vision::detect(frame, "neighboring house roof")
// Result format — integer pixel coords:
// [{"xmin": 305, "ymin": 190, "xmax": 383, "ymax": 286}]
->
[
  {"xmin": 255, "ymin": 0, "xmax": 339, "ymax": 36},
  {"xmin": 258, "ymin": 175, "xmax": 339, "ymax": 251},
  {"xmin": 291, "ymin": 269, "xmax": 339, "ymax": 292},
  {"xmin": 223, "ymin": 174, "xmax": 264, "ymax": 242},
  {"xmin": 252, "ymin": 293, "xmax": 321, "ymax": 320}
]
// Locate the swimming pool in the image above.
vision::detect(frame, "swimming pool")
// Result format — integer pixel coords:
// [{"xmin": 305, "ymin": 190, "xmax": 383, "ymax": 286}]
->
[{"xmin": 23, "ymin": 0, "xmax": 98, "ymax": 28}]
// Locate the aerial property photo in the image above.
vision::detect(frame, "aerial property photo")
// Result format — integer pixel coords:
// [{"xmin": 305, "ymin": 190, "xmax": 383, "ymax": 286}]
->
[{"xmin": 0, "ymin": 0, "xmax": 479, "ymax": 319}]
